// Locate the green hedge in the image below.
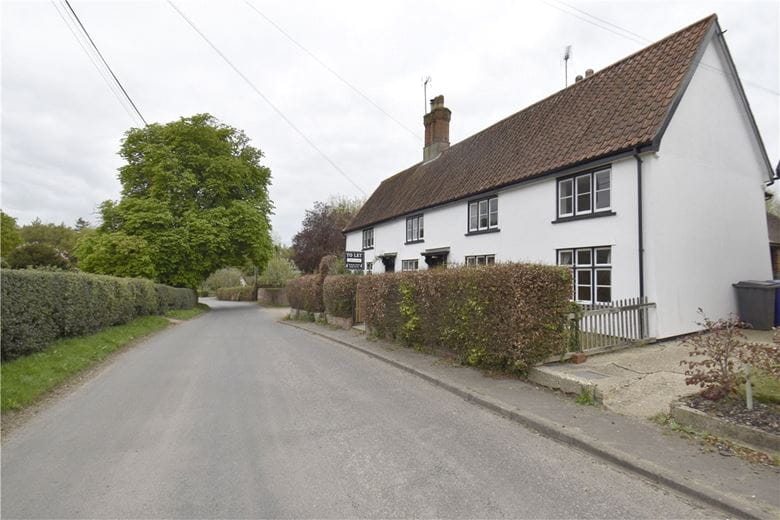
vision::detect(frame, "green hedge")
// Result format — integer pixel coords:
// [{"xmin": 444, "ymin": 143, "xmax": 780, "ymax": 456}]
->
[
  {"xmin": 1, "ymin": 269, "xmax": 196, "ymax": 360},
  {"xmin": 215, "ymin": 286, "xmax": 257, "ymax": 301},
  {"xmin": 357, "ymin": 263, "xmax": 572, "ymax": 372},
  {"xmin": 286, "ymin": 274, "xmax": 324, "ymax": 313},
  {"xmin": 323, "ymin": 275, "xmax": 358, "ymax": 318}
]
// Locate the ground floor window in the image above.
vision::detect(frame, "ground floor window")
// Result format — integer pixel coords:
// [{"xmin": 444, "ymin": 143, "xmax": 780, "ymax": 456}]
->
[
  {"xmin": 557, "ymin": 246, "xmax": 611, "ymax": 303},
  {"xmin": 402, "ymin": 259, "xmax": 419, "ymax": 271},
  {"xmin": 366, "ymin": 262, "xmax": 373, "ymax": 274},
  {"xmin": 465, "ymin": 254, "xmax": 495, "ymax": 266}
]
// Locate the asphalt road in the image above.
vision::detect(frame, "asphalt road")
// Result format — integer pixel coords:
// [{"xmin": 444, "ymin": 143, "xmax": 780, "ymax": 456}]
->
[{"xmin": 2, "ymin": 300, "xmax": 714, "ymax": 519}]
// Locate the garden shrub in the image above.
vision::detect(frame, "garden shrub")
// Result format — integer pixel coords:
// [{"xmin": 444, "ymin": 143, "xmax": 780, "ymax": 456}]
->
[
  {"xmin": 1, "ymin": 269, "xmax": 195, "ymax": 359},
  {"xmin": 323, "ymin": 275, "xmax": 358, "ymax": 318},
  {"xmin": 215, "ymin": 286, "xmax": 257, "ymax": 301},
  {"xmin": 286, "ymin": 274, "xmax": 324, "ymax": 313},
  {"xmin": 357, "ymin": 263, "xmax": 572, "ymax": 372}
]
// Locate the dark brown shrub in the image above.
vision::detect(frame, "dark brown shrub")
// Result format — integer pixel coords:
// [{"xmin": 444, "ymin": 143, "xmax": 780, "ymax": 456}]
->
[
  {"xmin": 357, "ymin": 263, "xmax": 571, "ymax": 372},
  {"xmin": 323, "ymin": 275, "xmax": 358, "ymax": 318},
  {"xmin": 286, "ymin": 274, "xmax": 324, "ymax": 313}
]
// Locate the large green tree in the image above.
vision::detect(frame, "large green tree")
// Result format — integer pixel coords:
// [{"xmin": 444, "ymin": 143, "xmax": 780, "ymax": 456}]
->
[
  {"xmin": 1, "ymin": 211, "xmax": 22, "ymax": 258},
  {"xmin": 77, "ymin": 114, "xmax": 274, "ymax": 288}
]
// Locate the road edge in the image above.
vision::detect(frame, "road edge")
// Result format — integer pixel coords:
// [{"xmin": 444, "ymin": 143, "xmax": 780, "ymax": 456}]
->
[{"xmin": 281, "ymin": 319, "xmax": 777, "ymax": 520}]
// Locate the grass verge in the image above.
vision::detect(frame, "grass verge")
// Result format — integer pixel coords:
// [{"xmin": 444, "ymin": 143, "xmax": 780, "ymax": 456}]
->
[
  {"xmin": 166, "ymin": 303, "xmax": 210, "ymax": 320},
  {"xmin": 1, "ymin": 316, "xmax": 170, "ymax": 413}
]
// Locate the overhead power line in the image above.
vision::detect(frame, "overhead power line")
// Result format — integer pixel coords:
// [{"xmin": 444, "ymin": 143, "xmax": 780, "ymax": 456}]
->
[
  {"xmin": 51, "ymin": 1, "xmax": 140, "ymax": 124},
  {"xmin": 540, "ymin": 0, "xmax": 779, "ymax": 97},
  {"xmin": 61, "ymin": 0, "xmax": 148, "ymax": 125},
  {"xmin": 166, "ymin": 0, "xmax": 367, "ymax": 196},
  {"xmin": 242, "ymin": 0, "xmax": 421, "ymax": 141}
]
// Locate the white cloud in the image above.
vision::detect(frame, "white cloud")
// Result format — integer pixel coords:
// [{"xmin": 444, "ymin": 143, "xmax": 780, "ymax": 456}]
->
[{"xmin": 2, "ymin": 0, "xmax": 777, "ymax": 242}]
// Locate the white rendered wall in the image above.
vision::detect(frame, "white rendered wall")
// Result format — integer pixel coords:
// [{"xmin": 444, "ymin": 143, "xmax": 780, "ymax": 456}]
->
[
  {"xmin": 643, "ymin": 36, "xmax": 772, "ymax": 337},
  {"xmin": 346, "ymin": 155, "xmax": 641, "ymax": 301}
]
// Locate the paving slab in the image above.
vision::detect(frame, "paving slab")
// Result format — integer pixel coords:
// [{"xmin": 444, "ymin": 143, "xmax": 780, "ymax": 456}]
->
[{"xmin": 283, "ymin": 319, "xmax": 780, "ymax": 519}]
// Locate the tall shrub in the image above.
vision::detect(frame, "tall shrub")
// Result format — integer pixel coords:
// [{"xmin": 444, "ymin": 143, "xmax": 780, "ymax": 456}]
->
[
  {"xmin": 1, "ymin": 269, "xmax": 195, "ymax": 359},
  {"xmin": 358, "ymin": 263, "xmax": 571, "ymax": 371}
]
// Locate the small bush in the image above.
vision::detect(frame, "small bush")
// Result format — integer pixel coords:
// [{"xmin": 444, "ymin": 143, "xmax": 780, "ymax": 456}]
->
[
  {"xmin": 1, "ymin": 269, "xmax": 195, "ymax": 359},
  {"xmin": 681, "ymin": 311, "xmax": 780, "ymax": 400},
  {"xmin": 259, "ymin": 255, "xmax": 299, "ymax": 287},
  {"xmin": 323, "ymin": 275, "xmax": 358, "ymax": 318},
  {"xmin": 358, "ymin": 263, "xmax": 571, "ymax": 372},
  {"xmin": 215, "ymin": 286, "xmax": 257, "ymax": 301},
  {"xmin": 203, "ymin": 267, "xmax": 244, "ymax": 292}
]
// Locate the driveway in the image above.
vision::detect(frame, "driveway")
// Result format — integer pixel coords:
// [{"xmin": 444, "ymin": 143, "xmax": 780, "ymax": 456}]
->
[{"xmin": 1, "ymin": 300, "xmax": 714, "ymax": 518}]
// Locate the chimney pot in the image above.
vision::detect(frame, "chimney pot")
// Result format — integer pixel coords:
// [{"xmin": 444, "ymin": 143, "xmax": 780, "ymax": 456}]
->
[
  {"xmin": 423, "ymin": 94, "xmax": 451, "ymax": 161},
  {"xmin": 585, "ymin": 68, "xmax": 594, "ymax": 78},
  {"xmin": 575, "ymin": 74, "xmax": 584, "ymax": 83}
]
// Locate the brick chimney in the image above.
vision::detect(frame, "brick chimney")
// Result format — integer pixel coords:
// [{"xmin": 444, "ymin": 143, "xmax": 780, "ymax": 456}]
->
[{"xmin": 423, "ymin": 95, "xmax": 451, "ymax": 161}]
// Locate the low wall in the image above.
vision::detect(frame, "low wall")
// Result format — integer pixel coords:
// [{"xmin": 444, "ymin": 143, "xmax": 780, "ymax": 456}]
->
[
  {"xmin": 258, "ymin": 287, "xmax": 288, "ymax": 306},
  {"xmin": 326, "ymin": 313, "xmax": 353, "ymax": 330}
]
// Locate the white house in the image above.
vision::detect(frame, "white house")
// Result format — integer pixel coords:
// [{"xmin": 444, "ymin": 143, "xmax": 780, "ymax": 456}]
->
[{"xmin": 344, "ymin": 14, "xmax": 774, "ymax": 339}]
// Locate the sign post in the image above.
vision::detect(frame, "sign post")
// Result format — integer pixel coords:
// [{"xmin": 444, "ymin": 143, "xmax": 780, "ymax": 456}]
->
[{"xmin": 344, "ymin": 251, "xmax": 365, "ymax": 273}]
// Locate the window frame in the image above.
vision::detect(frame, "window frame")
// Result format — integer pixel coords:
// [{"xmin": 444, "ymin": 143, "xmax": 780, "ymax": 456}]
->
[
  {"xmin": 556, "ymin": 167, "xmax": 612, "ymax": 220},
  {"xmin": 556, "ymin": 245, "xmax": 612, "ymax": 304},
  {"xmin": 465, "ymin": 254, "xmax": 496, "ymax": 266},
  {"xmin": 361, "ymin": 227, "xmax": 374, "ymax": 250},
  {"xmin": 405, "ymin": 214, "xmax": 424, "ymax": 244},
  {"xmin": 401, "ymin": 259, "xmax": 419, "ymax": 271},
  {"xmin": 467, "ymin": 195, "xmax": 499, "ymax": 233}
]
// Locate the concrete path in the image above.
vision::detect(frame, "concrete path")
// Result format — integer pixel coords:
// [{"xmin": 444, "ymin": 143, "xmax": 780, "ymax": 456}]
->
[
  {"xmin": 529, "ymin": 329, "xmax": 776, "ymax": 418},
  {"xmin": 2, "ymin": 301, "xmax": 716, "ymax": 519}
]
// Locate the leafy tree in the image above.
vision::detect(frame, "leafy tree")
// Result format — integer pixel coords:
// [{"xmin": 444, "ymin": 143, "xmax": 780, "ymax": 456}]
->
[
  {"xmin": 291, "ymin": 196, "xmax": 363, "ymax": 273},
  {"xmin": 76, "ymin": 114, "xmax": 274, "ymax": 288},
  {"xmin": 1, "ymin": 211, "xmax": 22, "ymax": 258},
  {"xmin": 6, "ymin": 242, "xmax": 68, "ymax": 269},
  {"xmin": 203, "ymin": 267, "xmax": 245, "ymax": 292},
  {"xmin": 74, "ymin": 217, "xmax": 91, "ymax": 231},
  {"xmin": 20, "ymin": 218, "xmax": 79, "ymax": 263},
  {"xmin": 259, "ymin": 254, "xmax": 299, "ymax": 287}
]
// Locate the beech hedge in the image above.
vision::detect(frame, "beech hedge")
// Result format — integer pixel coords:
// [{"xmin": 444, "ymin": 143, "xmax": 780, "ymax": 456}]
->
[
  {"xmin": 215, "ymin": 286, "xmax": 257, "ymax": 301},
  {"xmin": 286, "ymin": 274, "xmax": 324, "ymax": 313},
  {"xmin": 1, "ymin": 269, "xmax": 196, "ymax": 360},
  {"xmin": 323, "ymin": 275, "xmax": 358, "ymax": 318},
  {"xmin": 357, "ymin": 263, "xmax": 572, "ymax": 371}
]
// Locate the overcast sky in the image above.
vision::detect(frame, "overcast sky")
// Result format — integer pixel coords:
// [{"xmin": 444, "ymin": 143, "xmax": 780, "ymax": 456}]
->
[{"xmin": 2, "ymin": 0, "xmax": 778, "ymax": 244}]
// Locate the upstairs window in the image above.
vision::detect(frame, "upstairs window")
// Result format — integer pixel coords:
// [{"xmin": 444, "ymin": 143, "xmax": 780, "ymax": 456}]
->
[
  {"xmin": 362, "ymin": 228, "xmax": 374, "ymax": 249},
  {"xmin": 406, "ymin": 214, "xmax": 424, "ymax": 243},
  {"xmin": 468, "ymin": 196, "xmax": 498, "ymax": 233},
  {"xmin": 557, "ymin": 168, "xmax": 611, "ymax": 219},
  {"xmin": 557, "ymin": 246, "xmax": 612, "ymax": 304}
]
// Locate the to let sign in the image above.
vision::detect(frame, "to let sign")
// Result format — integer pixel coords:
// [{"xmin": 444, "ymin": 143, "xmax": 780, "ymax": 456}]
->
[{"xmin": 344, "ymin": 251, "xmax": 364, "ymax": 272}]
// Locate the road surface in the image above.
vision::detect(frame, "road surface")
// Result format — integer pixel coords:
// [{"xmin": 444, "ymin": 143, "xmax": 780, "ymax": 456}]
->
[{"xmin": 2, "ymin": 300, "xmax": 714, "ymax": 518}]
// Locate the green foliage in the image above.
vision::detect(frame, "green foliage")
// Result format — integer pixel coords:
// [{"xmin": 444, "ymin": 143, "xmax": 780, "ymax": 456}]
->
[
  {"xmin": 19, "ymin": 218, "xmax": 80, "ymax": 263},
  {"xmin": 322, "ymin": 275, "xmax": 358, "ymax": 318},
  {"xmin": 166, "ymin": 303, "xmax": 210, "ymax": 320},
  {"xmin": 575, "ymin": 387, "xmax": 597, "ymax": 406},
  {"xmin": 76, "ymin": 114, "xmax": 273, "ymax": 288},
  {"xmin": 215, "ymin": 286, "xmax": 256, "ymax": 301},
  {"xmin": 1, "ymin": 315, "xmax": 169, "ymax": 412},
  {"xmin": 0, "ymin": 269, "xmax": 195, "ymax": 359},
  {"xmin": 6, "ymin": 243, "xmax": 69, "ymax": 269},
  {"xmin": 1, "ymin": 211, "xmax": 22, "ymax": 258},
  {"xmin": 358, "ymin": 263, "xmax": 572, "ymax": 372},
  {"xmin": 75, "ymin": 231, "xmax": 156, "ymax": 278},
  {"xmin": 203, "ymin": 267, "xmax": 245, "ymax": 292},
  {"xmin": 259, "ymin": 254, "xmax": 299, "ymax": 287}
]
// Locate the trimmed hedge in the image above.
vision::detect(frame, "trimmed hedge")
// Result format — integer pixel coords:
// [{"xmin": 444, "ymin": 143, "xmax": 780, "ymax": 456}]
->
[
  {"xmin": 357, "ymin": 263, "xmax": 572, "ymax": 372},
  {"xmin": 1, "ymin": 269, "xmax": 196, "ymax": 360},
  {"xmin": 215, "ymin": 286, "xmax": 257, "ymax": 301},
  {"xmin": 286, "ymin": 275, "xmax": 324, "ymax": 313},
  {"xmin": 323, "ymin": 275, "xmax": 358, "ymax": 318}
]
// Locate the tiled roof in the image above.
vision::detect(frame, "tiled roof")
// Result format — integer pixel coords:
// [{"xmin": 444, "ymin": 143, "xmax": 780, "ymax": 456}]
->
[{"xmin": 345, "ymin": 15, "xmax": 717, "ymax": 232}]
